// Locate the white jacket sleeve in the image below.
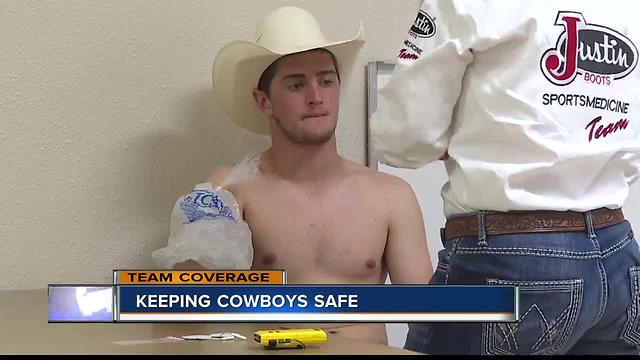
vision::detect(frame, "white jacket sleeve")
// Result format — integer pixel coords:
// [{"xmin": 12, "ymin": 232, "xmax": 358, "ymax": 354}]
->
[
  {"xmin": 151, "ymin": 183, "xmax": 253, "ymax": 269},
  {"xmin": 370, "ymin": 0, "xmax": 478, "ymax": 168}
]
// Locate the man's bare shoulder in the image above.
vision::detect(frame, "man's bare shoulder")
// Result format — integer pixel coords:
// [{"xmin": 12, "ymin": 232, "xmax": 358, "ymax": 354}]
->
[
  {"xmin": 207, "ymin": 165, "xmax": 235, "ymax": 187},
  {"xmin": 343, "ymin": 159, "xmax": 414, "ymax": 194}
]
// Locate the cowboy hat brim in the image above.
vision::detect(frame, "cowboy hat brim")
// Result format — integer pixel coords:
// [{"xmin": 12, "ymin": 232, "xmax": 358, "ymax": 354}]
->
[{"xmin": 212, "ymin": 24, "xmax": 364, "ymax": 135}]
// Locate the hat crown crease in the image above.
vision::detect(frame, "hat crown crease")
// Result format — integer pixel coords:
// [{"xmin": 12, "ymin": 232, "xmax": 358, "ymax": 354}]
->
[{"xmin": 254, "ymin": 6, "xmax": 328, "ymax": 54}]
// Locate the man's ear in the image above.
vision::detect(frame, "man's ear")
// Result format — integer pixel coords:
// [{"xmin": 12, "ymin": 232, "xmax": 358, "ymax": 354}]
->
[{"xmin": 252, "ymin": 89, "xmax": 273, "ymax": 117}]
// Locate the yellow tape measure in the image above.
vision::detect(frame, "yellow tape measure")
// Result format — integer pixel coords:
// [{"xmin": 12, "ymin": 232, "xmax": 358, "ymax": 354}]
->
[{"xmin": 253, "ymin": 328, "xmax": 328, "ymax": 349}]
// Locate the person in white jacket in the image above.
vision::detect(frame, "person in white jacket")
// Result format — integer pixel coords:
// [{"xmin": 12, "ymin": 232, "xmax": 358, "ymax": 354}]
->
[{"xmin": 370, "ymin": 0, "xmax": 640, "ymax": 355}]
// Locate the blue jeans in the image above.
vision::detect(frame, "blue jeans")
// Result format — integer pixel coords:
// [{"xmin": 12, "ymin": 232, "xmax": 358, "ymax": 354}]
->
[{"xmin": 404, "ymin": 214, "xmax": 640, "ymax": 355}]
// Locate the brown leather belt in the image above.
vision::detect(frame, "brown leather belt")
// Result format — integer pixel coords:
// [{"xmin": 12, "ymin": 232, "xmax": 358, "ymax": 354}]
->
[{"xmin": 441, "ymin": 208, "xmax": 625, "ymax": 244}]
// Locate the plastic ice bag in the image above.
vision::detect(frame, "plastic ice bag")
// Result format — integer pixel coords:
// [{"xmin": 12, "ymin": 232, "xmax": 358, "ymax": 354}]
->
[{"xmin": 151, "ymin": 182, "xmax": 253, "ymax": 269}]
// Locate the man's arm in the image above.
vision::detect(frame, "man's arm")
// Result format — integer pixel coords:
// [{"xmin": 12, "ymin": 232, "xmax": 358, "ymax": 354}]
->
[
  {"xmin": 370, "ymin": 0, "xmax": 476, "ymax": 168},
  {"xmin": 383, "ymin": 175, "xmax": 433, "ymax": 284},
  {"xmin": 170, "ymin": 165, "xmax": 235, "ymax": 271}
]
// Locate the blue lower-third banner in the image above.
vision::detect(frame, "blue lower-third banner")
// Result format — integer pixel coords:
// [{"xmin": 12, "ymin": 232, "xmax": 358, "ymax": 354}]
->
[{"xmin": 116, "ymin": 285, "xmax": 518, "ymax": 322}]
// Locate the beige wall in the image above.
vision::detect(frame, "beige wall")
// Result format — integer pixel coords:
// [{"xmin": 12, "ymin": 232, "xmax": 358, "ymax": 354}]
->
[{"xmin": 0, "ymin": 0, "xmax": 420, "ymax": 289}]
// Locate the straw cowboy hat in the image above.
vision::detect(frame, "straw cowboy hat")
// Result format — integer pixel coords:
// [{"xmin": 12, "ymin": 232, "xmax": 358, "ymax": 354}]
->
[{"xmin": 212, "ymin": 6, "xmax": 365, "ymax": 135}]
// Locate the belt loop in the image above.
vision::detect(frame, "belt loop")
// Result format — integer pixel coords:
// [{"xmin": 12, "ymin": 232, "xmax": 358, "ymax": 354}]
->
[
  {"xmin": 477, "ymin": 211, "xmax": 488, "ymax": 247},
  {"xmin": 584, "ymin": 210, "xmax": 597, "ymax": 240},
  {"xmin": 440, "ymin": 227, "xmax": 446, "ymax": 247}
]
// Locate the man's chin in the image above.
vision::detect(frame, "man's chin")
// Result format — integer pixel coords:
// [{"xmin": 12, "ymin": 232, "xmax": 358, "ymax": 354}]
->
[{"xmin": 299, "ymin": 131, "xmax": 335, "ymax": 145}]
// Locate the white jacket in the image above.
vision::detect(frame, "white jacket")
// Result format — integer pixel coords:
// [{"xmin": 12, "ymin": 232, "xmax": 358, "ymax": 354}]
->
[{"xmin": 370, "ymin": 0, "xmax": 640, "ymax": 217}]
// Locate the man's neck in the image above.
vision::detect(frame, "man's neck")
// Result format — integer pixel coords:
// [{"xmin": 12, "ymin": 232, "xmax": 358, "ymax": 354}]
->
[{"xmin": 264, "ymin": 138, "xmax": 343, "ymax": 182}]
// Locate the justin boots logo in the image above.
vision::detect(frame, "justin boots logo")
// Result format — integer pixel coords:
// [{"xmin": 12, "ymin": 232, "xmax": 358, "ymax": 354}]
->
[{"xmin": 541, "ymin": 11, "xmax": 638, "ymax": 86}]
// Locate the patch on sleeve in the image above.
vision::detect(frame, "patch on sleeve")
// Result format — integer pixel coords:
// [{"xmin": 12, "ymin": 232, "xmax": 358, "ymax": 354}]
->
[
  {"xmin": 409, "ymin": 10, "xmax": 436, "ymax": 38},
  {"xmin": 399, "ymin": 9, "xmax": 437, "ymax": 61}
]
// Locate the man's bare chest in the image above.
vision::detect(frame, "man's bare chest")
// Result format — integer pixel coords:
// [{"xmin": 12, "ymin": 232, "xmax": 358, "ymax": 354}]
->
[{"xmin": 233, "ymin": 184, "xmax": 389, "ymax": 278}]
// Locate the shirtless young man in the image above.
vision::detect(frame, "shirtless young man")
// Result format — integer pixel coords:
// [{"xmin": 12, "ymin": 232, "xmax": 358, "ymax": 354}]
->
[{"xmin": 177, "ymin": 7, "xmax": 432, "ymax": 345}]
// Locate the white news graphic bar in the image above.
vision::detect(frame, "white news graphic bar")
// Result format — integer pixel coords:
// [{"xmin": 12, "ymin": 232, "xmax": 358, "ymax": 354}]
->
[{"xmin": 118, "ymin": 313, "xmax": 515, "ymax": 322}]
